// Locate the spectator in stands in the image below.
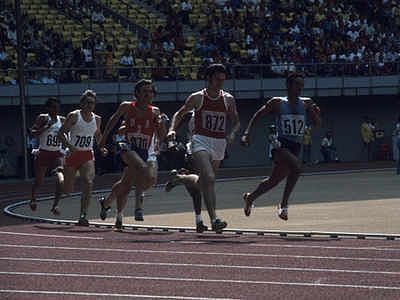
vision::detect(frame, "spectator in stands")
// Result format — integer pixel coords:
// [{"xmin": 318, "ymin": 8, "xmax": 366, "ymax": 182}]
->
[
  {"xmin": 0, "ymin": 44, "xmax": 10, "ymax": 69},
  {"xmin": 119, "ymin": 48, "xmax": 135, "ymax": 79},
  {"xmin": 81, "ymin": 40, "xmax": 95, "ymax": 78},
  {"xmin": 179, "ymin": 0, "xmax": 192, "ymax": 25},
  {"xmin": 266, "ymin": 124, "xmax": 278, "ymax": 161},
  {"xmin": 320, "ymin": 131, "xmax": 338, "ymax": 163},
  {"xmin": 162, "ymin": 38, "xmax": 175, "ymax": 54},
  {"xmin": 303, "ymin": 125, "xmax": 312, "ymax": 164},
  {"xmin": 40, "ymin": 70, "xmax": 57, "ymax": 84},
  {"xmin": 138, "ymin": 37, "xmax": 151, "ymax": 59},
  {"xmin": 104, "ymin": 44, "xmax": 114, "ymax": 79},
  {"xmin": 393, "ymin": 116, "xmax": 400, "ymax": 174},
  {"xmin": 361, "ymin": 116, "xmax": 374, "ymax": 161},
  {"xmin": 91, "ymin": 6, "xmax": 105, "ymax": 24},
  {"xmin": 151, "ymin": 26, "xmax": 164, "ymax": 50},
  {"xmin": 6, "ymin": 24, "xmax": 16, "ymax": 47}
]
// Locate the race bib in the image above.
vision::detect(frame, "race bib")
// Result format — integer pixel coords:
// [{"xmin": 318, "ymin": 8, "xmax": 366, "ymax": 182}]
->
[
  {"xmin": 280, "ymin": 114, "xmax": 305, "ymax": 136},
  {"xmin": 45, "ymin": 134, "xmax": 61, "ymax": 147},
  {"xmin": 127, "ymin": 132, "xmax": 151, "ymax": 150},
  {"xmin": 201, "ymin": 110, "xmax": 226, "ymax": 133},
  {"xmin": 73, "ymin": 135, "xmax": 93, "ymax": 148}
]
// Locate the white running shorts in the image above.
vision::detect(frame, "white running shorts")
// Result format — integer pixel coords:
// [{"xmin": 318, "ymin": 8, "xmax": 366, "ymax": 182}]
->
[{"xmin": 191, "ymin": 134, "xmax": 227, "ymax": 161}]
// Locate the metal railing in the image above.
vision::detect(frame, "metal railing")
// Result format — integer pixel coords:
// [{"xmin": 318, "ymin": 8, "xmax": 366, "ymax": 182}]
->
[{"xmin": 1, "ymin": 62, "xmax": 400, "ymax": 86}]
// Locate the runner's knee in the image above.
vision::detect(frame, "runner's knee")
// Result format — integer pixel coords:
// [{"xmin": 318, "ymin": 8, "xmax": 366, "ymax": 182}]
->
[
  {"xmin": 290, "ymin": 163, "xmax": 302, "ymax": 176},
  {"xmin": 201, "ymin": 172, "xmax": 215, "ymax": 184},
  {"xmin": 81, "ymin": 177, "xmax": 94, "ymax": 187},
  {"xmin": 34, "ymin": 178, "xmax": 44, "ymax": 186}
]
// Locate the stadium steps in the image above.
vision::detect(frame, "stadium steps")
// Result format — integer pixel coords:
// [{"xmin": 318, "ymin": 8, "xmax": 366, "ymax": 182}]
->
[
  {"xmin": 44, "ymin": 0, "xmax": 140, "ymax": 66},
  {"xmin": 99, "ymin": 0, "xmax": 165, "ymax": 34},
  {"xmin": 19, "ymin": 0, "xmax": 90, "ymax": 49},
  {"xmin": 128, "ymin": 0, "xmax": 198, "ymax": 38}
]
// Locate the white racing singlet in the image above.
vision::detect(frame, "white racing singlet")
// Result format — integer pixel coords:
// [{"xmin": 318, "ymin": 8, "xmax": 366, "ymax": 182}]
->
[
  {"xmin": 38, "ymin": 114, "xmax": 63, "ymax": 151},
  {"xmin": 70, "ymin": 111, "xmax": 97, "ymax": 151}
]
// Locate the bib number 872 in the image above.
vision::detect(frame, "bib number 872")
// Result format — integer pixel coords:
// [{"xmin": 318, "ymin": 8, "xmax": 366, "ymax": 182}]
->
[{"xmin": 204, "ymin": 115, "xmax": 225, "ymax": 132}]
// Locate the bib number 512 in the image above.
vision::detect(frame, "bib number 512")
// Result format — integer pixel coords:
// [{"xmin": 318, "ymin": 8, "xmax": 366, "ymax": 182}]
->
[{"xmin": 283, "ymin": 119, "xmax": 304, "ymax": 136}]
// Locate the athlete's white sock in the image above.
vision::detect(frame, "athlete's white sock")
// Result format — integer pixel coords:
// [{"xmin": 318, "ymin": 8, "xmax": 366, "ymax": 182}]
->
[{"xmin": 195, "ymin": 214, "xmax": 202, "ymax": 224}]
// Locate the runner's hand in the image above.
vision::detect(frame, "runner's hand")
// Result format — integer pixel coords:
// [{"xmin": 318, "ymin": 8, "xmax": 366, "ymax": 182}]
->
[
  {"xmin": 166, "ymin": 130, "xmax": 176, "ymax": 141},
  {"xmin": 99, "ymin": 147, "xmax": 108, "ymax": 157},
  {"xmin": 67, "ymin": 144, "xmax": 78, "ymax": 153},
  {"xmin": 240, "ymin": 134, "xmax": 250, "ymax": 147},
  {"xmin": 226, "ymin": 132, "xmax": 236, "ymax": 145}
]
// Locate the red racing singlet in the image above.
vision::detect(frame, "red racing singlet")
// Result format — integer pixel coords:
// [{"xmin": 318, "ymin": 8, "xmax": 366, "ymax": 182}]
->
[
  {"xmin": 125, "ymin": 101, "xmax": 156, "ymax": 150},
  {"xmin": 193, "ymin": 90, "xmax": 228, "ymax": 139}
]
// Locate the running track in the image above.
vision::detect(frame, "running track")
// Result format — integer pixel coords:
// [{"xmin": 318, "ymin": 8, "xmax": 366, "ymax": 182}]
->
[{"xmin": 0, "ymin": 223, "xmax": 399, "ymax": 299}]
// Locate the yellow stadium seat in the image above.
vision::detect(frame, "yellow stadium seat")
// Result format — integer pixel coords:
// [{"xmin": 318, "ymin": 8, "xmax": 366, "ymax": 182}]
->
[
  {"xmin": 146, "ymin": 58, "xmax": 156, "ymax": 66},
  {"xmin": 190, "ymin": 72, "xmax": 198, "ymax": 80}
]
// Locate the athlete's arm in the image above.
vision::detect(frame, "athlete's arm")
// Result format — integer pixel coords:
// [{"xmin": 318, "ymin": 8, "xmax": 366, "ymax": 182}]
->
[
  {"xmin": 226, "ymin": 95, "xmax": 240, "ymax": 145},
  {"xmin": 94, "ymin": 115, "xmax": 108, "ymax": 156},
  {"xmin": 98, "ymin": 102, "xmax": 130, "ymax": 148},
  {"xmin": 57, "ymin": 111, "xmax": 78, "ymax": 151},
  {"xmin": 30, "ymin": 114, "xmax": 49, "ymax": 137},
  {"xmin": 304, "ymin": 98, "xmax": 322, "ymax": 128},
  {"xmin": 167, "ymin": 93, "xmax": 200, "ymax": 141},
  {"xmin": 118, "ymin": 121, "xmax": 127, "ymax": 135},
  {"xmin": 153, "ymin": 107, "xmax": 167, "ymax": 142},
  {"xmin": 241, "ymin": 98, "xmax": 280, "ymax": 146}
]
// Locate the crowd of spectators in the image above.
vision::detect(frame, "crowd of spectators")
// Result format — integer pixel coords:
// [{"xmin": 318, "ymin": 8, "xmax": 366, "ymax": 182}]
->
[
  {"xmin": 1, "ymin": 0, "xmax": 400, "ymax": 85},
  {"xmin": 158, "ymin": 0, "xmax": 400, "ymax": 77}
]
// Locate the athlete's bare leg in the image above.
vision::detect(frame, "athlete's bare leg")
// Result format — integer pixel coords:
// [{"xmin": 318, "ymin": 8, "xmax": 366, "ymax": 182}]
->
[
  {"xmin": 102, "ymin": 167, "xmax": 132, "ymax": 208},
  {"xmin": 30, "ymin": 165, "xmax": 47, "ymax": 210},
  {"xmin": 183, "ymin": 186, "xmax": 200, "ymax": 214},
  {"xmin": 193, "ymin": 150, "xmax": 219, "ymax": 222},
  {"xmin": 102, "ymin": 150, "xmax": 147, "ymax": 209},
  {"xmin": 243, "ymin": 149, "xmax": 290, "ymax": 216},
  {"xmin": 51, "ymin": 169, "xmax": 64, "ymax": 215},
  {"xmin": 165, "ymin": 171, "xmax": 204, "ymax": 230},
  {"xmin": 132, "ymin": 161, "xmax": 157, "ymax": 221},
  {"xmin": 62, "ymin": 165, "xmax": 78, "ymax": 195},
  {"xmin": 78, "ymin": 160, "xmax": 95, "ymax": 216},
  {"xmin": 281, "ymin": 151, "xmax": 302, "ymax": 208}
]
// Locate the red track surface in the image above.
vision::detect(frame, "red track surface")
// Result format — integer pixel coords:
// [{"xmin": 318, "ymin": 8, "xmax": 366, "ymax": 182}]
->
[{"xmin": 0, "ymin": 223, "xmax": 399, "ymax": 299}]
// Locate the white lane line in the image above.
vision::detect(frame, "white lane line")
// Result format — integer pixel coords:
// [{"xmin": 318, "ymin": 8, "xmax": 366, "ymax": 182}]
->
[
  {"xmin": 1, "ymin": 271, "xmax": 399, "ymax": 291},
  {"xmin": 0, "ymin": 231, "xmax": 104, "ymax": 240},
  {"xmin": 249, "ymin": 243, "xmax": 400, "ymax": 252},
  {"xmin": 1, "ymin": 243, "xmax": 399, "ymax": 263},
  {"xmin": 0, "ymin": 290, "xmax": 236, "ymax": 300},
  {"xmin": 2, "ymin": 257, "xmax": 399, "ymax": 276}
]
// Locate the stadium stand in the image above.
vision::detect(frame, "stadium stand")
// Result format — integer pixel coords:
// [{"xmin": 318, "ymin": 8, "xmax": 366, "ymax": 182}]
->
[{"xmin": 0, "ymin": 0, "xmax": 399, "ymax": 84}]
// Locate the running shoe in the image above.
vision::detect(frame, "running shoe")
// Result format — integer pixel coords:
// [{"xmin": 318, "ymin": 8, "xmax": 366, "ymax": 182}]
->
[
  {"xmin": 98, "ymin": 197, "xmax": 111, "ymax": 220},
  {"xmin": 114, "ymin": 216, "xmax": 123, "ymax": 231},
  {"xmin": 134, "ymin": 208, "xmax": 144, "ymax": 221},
  {"xmin": 277, "ymin": 204, "xmax": 288, "ymax": 221},
  {"xmin": 165, "ymin": 169, "xmax": 180, "ymax": 192},
  {"xmin": 211, "ymin": 219, "xmax": 227, "ymax": 233},
  {"xmin": 77, "ymin": 215, "xmax": 89, "ymax": 226},
  {"xmin": 29, "ymin": 200, "xmax": 37, "ymax": 211},
  {"xmin": 50, "ymin": 206, "xmax": 60, "ymax": 216},
  {"xmin": 243, "ymin": 192, "xmax": 254, "ymax": 217},
  {"xmin": 196, "ymin": 221, "xmax": 208, "ymax": 233}
]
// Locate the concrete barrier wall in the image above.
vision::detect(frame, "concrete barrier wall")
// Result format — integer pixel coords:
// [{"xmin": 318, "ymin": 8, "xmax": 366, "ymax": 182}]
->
[{"xmin": 0, "ymin": 94, "xmax": 398, "ymax": 177}]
